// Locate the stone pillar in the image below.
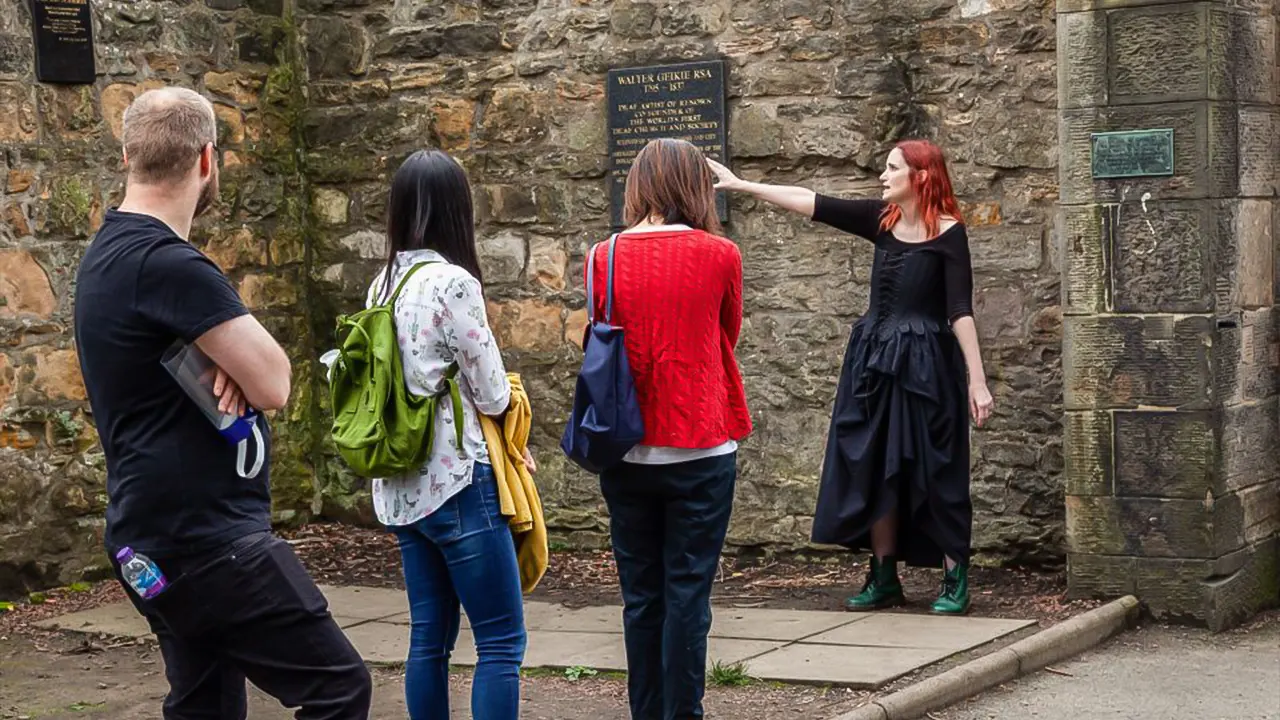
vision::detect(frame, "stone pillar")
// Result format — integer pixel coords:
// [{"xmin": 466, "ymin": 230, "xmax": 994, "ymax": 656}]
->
[{"xmin": 1058, "ymin": 0, "xmax": 1280, "ymax": 630}]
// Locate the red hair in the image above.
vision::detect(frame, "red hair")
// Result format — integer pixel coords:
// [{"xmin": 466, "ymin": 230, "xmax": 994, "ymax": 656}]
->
[{"xmin": 879, "ymin": 139, "xmax": 964, "ymax": 239}]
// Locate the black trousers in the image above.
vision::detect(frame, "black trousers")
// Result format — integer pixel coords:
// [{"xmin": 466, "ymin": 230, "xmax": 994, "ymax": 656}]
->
[
  {"xmin": 601, "ymin": 453, "xmax": 737, "ymax": 720},
  {"xmin": 111, "ymin": 531, "xmax": 372, "ymax": 720}
]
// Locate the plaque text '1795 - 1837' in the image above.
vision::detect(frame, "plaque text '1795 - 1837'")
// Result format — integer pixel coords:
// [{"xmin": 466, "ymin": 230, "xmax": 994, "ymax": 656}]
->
[{"xmin": 606, "ymin": 60, "xmax": 729, "ymax": 228}]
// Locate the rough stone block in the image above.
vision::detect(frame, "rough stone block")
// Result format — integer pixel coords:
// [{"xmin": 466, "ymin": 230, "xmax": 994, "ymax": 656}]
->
[
  {"xmin": 1063, "ymin": 410, "xmax": 1111, "ymax": 496},
  {"xmin": 1212, "ymin": 309, "xmax": 1280, "ymax": 404},
  {"xmin": 477, "ymin": 230, "xmax": 527, "ymax": 283},
  {"xmin": 1237, "ymin": 109, "xmax": 1278, "ymax": 198},
  {"xmin": 969, "ymin": 224, "xmax": 1043, "ymax": 272},
  {"xmin": 528, "ymin": 236, "xmax": 567, "ymax": 291},
  {"xmin": 304, "ymin": 17, "xmax": 367, "ymax": 79},
  {"xmin": 1066, "ymin": 495, "xmax": 1213, "ymax": 559},
  {"xmin": 1274, "ymin": 200, "xmax": 1280, "ymax": 304},
  {"xmin": 1217, "ymin": 482, "xmax": 1280, "ymax": 554},
  {"xmin": 1202, "ymin": 537, "xmax": 1280, "ymax": 631},
  {"xmin": 1235, "ymin": 200, "xmax": 1275, "ymax": 309},
  {"xmin": 1072, "ymin": 539, "xmax": 1279, "ymax": 631},
  {"xmin": 1066, "ymin": 553, "xmax": 1138, "ymax": 598},
  {"xmin": 1059, "ymin": 104, "xmax": 1206, "ymax": 205},
  {"xmin": 0, "ymin": 353, "xmax": 13, "ymax": 411},
  {"xmin": 1110, "ymin": 199, "xmax": 1213, "ymax": 313},
  {"xmin": 0, "ymin": 83, "xmax": 38, "ymax": 143},
  {"xmin": 1057, "ymin": 9, "xmax": 1107, "ymax": 109},
  {"xmin": 1208, "ymin": 9, "xmax": 1277, "ymax": 104},
  {"xmin": 1060, "ymin": 205, "xmax": 1108, "ymax": 314},
  {"xmin": 1108, "ymin": 5, "xmax": 1207, "ymax": 105},
  {"xmin": 1112, "ymin": 411, "xmax": 1215, "ymax": 499},
  {"xmin": 0, "ymin": 249, "xmax": 56, "ymax": 319},
  {"xmin": 1063, "ymin": 315, "xmax": 1213, "ymax": 410},
  {"xmin": 486, "ymin": 299, "xmax": 564, "ymax": 353}
]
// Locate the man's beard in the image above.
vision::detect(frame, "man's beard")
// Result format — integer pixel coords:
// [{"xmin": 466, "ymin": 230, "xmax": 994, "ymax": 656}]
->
[{"xmin": 193, "ymin": 172, "xmax": 219, "ymax": 219}]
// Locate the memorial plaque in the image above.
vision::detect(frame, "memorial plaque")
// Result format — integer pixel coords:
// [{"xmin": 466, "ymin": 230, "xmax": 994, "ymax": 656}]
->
[
  {"xmin": 31, "ymin": 0, "xmax": 96, "ymax": 84},
  {"xmin": 1090, "ymin": 129, "xmax": 1174, "ymax": 179},
  {"xmin": 607, "ymin": 60, "xmax": 729, "ymax": 228}
]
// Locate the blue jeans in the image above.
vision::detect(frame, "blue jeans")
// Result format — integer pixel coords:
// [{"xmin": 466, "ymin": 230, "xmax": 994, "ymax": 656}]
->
[{"xmin": 392, "ymin": 464, "xmax": 526, "ymax": 720}]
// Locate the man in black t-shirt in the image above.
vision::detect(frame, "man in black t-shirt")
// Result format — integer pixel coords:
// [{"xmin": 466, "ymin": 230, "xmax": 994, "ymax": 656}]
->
[{"xmin": 74, "ymin": 86, "xmax": 371, "ymax": 719}]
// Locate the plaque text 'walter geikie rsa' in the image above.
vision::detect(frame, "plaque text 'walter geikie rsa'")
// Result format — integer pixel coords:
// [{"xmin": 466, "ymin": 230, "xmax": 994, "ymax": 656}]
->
[
  {"xmin": 606, "ymin": 60, "xmax": 729, "ymax": 228},
  {"xmin": 32, "ymin": 0, "xmax": 96, "ymax": 84}
]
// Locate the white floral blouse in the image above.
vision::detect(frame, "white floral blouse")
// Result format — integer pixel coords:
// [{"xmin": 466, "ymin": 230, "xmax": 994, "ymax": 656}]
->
[{"xmin": 363, "ymin": 249, "xmax": 511, "ymax": 527}]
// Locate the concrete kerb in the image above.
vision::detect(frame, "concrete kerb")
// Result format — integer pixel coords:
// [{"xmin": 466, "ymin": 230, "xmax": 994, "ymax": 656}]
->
[{"xmin": 827, "ymin": 596, "xmax": 1142, "ymax": 720}]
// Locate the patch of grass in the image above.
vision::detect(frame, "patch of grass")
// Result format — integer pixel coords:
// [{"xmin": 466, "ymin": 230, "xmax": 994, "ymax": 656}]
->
[
  {"xmin": 0, "ymin": 601, "xmax": 14, "ymax": 612},
  {"xmin": 67, "ymin": 581, "xmax": 93, "ymax": 593},
  {"xmin": 28, "ymin": 591, "xmax": 47, "ymax": 605},
  {"xmin": 707, "ymin": 660, "xmax": 752, "ymax": 687},
  {"xmin": 548, "ymin": 540, "xmax": 571, "ymax": 553},
  {"xmin": 563, "ymin": 665, "xmax": 598, "ymax": 682},
  {"xmin": 68, "ymin": 701, "xmax": 107, "ymax": 712}
]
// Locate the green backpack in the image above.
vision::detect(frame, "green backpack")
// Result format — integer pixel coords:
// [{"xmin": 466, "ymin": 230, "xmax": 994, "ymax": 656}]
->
[{"xmin": 328, "ymin": 261, "xmax": 464, "ymax": 478}]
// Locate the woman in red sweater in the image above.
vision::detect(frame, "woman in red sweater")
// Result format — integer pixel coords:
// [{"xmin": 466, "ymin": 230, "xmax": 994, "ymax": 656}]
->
[{"xmin": 586, "ymin": 138, "xmax": 751, "ymax": 720}]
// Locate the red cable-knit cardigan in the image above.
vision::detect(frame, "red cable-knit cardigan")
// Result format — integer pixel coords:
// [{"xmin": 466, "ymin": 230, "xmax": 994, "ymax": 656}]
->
[{"xmin": 585, "ymin": 228, "xmax": 753, "ymax": 449}]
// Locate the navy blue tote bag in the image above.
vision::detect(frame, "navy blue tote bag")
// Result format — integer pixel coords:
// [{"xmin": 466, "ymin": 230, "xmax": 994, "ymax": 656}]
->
[{"xmin": 560, "ymin": 234, "xmax": 645, "ymax": 473}]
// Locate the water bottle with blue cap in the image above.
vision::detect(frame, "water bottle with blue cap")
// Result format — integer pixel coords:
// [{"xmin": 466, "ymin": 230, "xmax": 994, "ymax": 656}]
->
[{"xmin": 161, "ymin": 340, "xmax": 266, "ymax": 479}]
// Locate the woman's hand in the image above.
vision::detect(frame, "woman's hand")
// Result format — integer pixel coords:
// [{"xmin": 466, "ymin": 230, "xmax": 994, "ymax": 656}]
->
[
  {"xmin": 707, "ymin": 159, "xmax": 744, "ymax": 192},
  {"xmin": 521, "ymin": 447, "xmax": 537, "ymax": 474},
  {"xmin": 969, "ymin": 381, "xmax": 993, "ymax": 428}
]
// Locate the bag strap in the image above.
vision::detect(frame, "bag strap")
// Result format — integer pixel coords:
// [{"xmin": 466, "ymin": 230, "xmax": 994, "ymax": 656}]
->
[
  {"xmin": 384, "ymin": 261, "xmax": 436, "ymax": 306},
  {"xmin": 442, "ymin": 362, "xmax": 464, "ymax": 450},
  {"xmin": 586, "ymin": 234, "xmax": 620, "ymax": 325}
]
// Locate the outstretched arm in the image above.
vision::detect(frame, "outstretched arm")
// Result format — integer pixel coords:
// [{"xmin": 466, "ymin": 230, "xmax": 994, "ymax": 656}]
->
[
  {"xmin": 708, "ymin": 159, "xmax": 884, "ymax": 240},
  {"xmin": 708, "ymin": 159, "xmax": 816, "ymax": 217}
]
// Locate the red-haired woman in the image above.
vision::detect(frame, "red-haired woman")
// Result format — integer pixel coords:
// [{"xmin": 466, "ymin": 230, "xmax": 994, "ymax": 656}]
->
[
  {"xmin": 587, "ymin": 138, "xmax": 751, "ymax": 719},
  {"xmin": 710, "ymin": 139, "xmax": 992, "ymax": 615}
]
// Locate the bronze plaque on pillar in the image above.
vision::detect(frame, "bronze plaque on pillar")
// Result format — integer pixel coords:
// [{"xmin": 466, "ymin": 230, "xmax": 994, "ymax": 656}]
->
[
  {"xmin": 1090, "ymin": 129, "xmax": 1174, "ymax": 179},
  {"xmin": 31, "ymin": 0, "xmax": 96, "ymax": 84}
]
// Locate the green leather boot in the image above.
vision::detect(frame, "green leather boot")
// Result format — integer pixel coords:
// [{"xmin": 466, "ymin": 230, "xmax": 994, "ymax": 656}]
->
[
  {"xmin": 845, "ymin": 555, "xmax": 905, "ymax": 611},
  {"xmin": 930, "ymin": 562, "xmax": 971, "ymax": 615}
]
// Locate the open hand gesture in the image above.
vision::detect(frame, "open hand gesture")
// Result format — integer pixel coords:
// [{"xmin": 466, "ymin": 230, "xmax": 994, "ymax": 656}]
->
[{"xmin": 706, "ymin": 159, "xmax": 744, "ymax": 191}]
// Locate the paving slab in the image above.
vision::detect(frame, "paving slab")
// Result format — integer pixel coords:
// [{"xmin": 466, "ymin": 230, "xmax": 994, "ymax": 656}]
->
[
  {"xmin": 522, "ymin": 630, "xmax": 628, "ymax": 670},
  {"xmin": 342, "ymin": 620, "xmax": 410, "ymax": 665},
  {"xmin": 316, "ymin": 584, "xmax": 407, "ymax": 620},
  {"xmin": 33, "ymin": 602, "xmax": 150, "ymax": 638},
  {"xmin": 711, "ymin": 607, "xmax": 866, "ymax": 641},
  {"xmin": 381, "ymin": 601, "xmax": 620, "ymax": 635},
  {"xmin": 34, "ymin": 588, "xmax": 1039, "ymax": 690},
  {"xmin": 802, "ymin": 613, "xmax": 1036, "ymax": 650},
  {"xmin": 744, "ymin": 643, "xmax": 956, "ymax": 688}
]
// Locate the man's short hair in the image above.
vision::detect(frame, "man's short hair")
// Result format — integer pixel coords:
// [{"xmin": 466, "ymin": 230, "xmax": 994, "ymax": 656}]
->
[{"xmin": 121, "ymin": 87, "xmax": 217, "ymax": 185}]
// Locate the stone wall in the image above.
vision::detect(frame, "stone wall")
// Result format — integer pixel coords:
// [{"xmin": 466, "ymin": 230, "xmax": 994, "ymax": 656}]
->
[
  {"xmin": 0, "ymin": 0, "xmax": 1064, "ymax": 596},
  {"xmin": 298, "ymin": 0, "xmax": 1065, "ymax": 564},
  {"xmin": 1058, "ymin": 0, "xmax": 1280, "ymax": 630},
  {"xmin": 0, "ymin": 0, "xmax": 318, "ymax": 595}
]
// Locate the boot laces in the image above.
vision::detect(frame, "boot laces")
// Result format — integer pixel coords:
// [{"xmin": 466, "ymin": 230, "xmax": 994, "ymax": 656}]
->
[{"xmin": 941, "ymin": 572, "xmax": 960, "ymax": 599}]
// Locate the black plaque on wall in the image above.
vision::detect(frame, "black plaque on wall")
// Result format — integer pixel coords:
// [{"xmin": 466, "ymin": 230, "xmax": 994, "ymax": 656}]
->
[
  {"xmin": 606, "ymin": 60, "xmax": 729, "ymax": 228},
  {"xmin": 31, "ymin": 0, "xmax": 96, "ymax": 84}
]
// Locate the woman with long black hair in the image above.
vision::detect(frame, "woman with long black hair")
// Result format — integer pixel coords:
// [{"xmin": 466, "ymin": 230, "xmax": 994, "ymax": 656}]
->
[{"xmin": 365, "ymin": 149, "xmax": 527, "ymax": 719}]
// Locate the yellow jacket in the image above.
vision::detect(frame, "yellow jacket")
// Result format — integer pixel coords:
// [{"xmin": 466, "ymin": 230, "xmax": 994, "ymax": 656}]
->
[{"xmin": 479, "ymin": 373, "xmax": 548, "ymax": 594}]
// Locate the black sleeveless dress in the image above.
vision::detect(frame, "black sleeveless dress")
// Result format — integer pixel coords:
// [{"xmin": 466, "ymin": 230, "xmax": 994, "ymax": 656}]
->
[{"xmin": 808, "ymin": 195, "xmax": 974, "ymax": 568}]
